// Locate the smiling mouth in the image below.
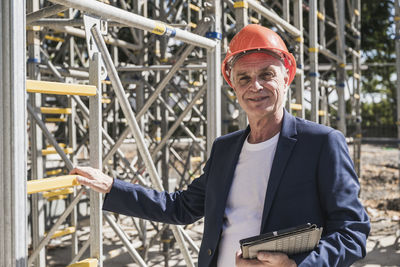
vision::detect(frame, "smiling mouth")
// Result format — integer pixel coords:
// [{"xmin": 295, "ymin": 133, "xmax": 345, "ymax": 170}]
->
[{"xmin": 248, "ymin": 96, "xmax": 269, "ymax": 102}]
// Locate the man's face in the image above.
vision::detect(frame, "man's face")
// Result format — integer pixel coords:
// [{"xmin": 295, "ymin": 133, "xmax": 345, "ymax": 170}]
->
[{"xmin": 231, "ymin": 52, "xmax": 288, "ymax": 121}]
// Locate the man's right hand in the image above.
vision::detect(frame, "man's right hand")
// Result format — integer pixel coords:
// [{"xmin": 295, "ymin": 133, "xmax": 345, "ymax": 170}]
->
[{"xmin": 70, "ymin": 166, "xmax": 114, "ymax": 194}]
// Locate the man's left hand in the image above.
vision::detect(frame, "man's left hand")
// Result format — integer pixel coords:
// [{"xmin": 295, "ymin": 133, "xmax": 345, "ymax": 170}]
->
[{"xmin": 236, "ymin": 251, "xmax": 297, "ymax": 267}]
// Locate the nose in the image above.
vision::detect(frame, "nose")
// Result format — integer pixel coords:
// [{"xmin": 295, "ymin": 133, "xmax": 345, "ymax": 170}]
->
[{"xmin": 249, "ymin": 78, "xmax": 263, "ymax": 92}]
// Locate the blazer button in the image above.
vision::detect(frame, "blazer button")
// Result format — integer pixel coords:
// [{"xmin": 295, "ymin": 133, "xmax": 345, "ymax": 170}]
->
[{"xmin": 207, "ymin": 249, "xmax": 212, "ymax": 256}]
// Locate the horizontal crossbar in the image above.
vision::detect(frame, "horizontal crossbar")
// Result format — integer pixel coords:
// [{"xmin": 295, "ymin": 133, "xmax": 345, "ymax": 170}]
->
[
  {"xmin": 27, "ymin": 80, "xmax": 96, "ymax": 96},
  {"xmin": 41, "ymin": 107, "xmax": 72, "ymax": 114},
  {"xmin": 47, "ymin": 195, "xmax": 68, "ymax": 201},
  {"xmin": 45, "ymin": 117, "xmax": 67, "ymax": 122},
  {"xmin": 27, "ymin": 175, "xmax": 80, "ymax": 194},
  {"xmin": 50, "ymin": 226, "xmax": 76, "ymax": 239},
  {"xmin": 290, "ymin": 103, "xmax": 303, "ymax": 111},
  {"xmin": 43, "ymin": 187, "xmax": 74, "ymax": 198},
  {"xmin": 67, "ymin": 258, "xmax": 98, "ymax": 267},
  {"xmin": 42, "ymin": 147, "xmax": 73, "ymax": 155},
  {"xmin": 46, "ymin": 168, "xmax": 63, "ymax": 176}
]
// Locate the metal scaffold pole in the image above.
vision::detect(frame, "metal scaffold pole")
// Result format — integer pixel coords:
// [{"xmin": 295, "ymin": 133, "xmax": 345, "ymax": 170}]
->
[
  {"xmin": 334, "ymin": 0, "xmax": 347, "ymax": 135},
  {"xmin": 234, "ymin": 0, "xmax": 249, "ymax": 129},
  {"xmin": 353, "ymin": 0, "xmax": 362, "ymax": 176},
  {"xmin": 89, "ymin": 52, "xmax": 103, "ymax": 267},
  {"xmin": 309, "ymin": 0, "xmax": 319, "ymax": 122},
  {"xmin": 48, "ymin": 0, "xmax": 216, "ymax": 49},
  {"xmin": 27, "ymin": 0, "xmax": 46, "ymax": 265},
  {"xmin": 294, "ymin": 0, "xmax": 305, "ymax": 118},
  {"xmin": 395, "ymin": 0, "xmax": 400, "ymax": 184},
  {"xmin": 206, "ymin": 0, "xmax": 222, "ymax": 155},
  {"xmin": 0, "ymin": 1, "xmax": 27, "ymax": 266}
]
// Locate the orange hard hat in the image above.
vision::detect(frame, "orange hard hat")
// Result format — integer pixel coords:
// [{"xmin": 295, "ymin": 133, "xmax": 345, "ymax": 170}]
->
[{"xmin": 222, "ymin": 24, "xmax": 296, "ymax": 88}]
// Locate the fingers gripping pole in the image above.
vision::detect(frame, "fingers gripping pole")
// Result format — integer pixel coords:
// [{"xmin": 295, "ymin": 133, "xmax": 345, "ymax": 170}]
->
[{"xmin": 90, "ymin": 25, "xmax": 195, "ymax": 267}]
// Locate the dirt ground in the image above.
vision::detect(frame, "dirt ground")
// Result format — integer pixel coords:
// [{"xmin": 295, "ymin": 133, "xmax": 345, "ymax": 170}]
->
[
  {"xmin": 349, "ymin": 144, "xmax": 400, "ymax": 267},
  {"xmin": 46, "ymin": 144, "xmax": 400, "ymax": 266}
]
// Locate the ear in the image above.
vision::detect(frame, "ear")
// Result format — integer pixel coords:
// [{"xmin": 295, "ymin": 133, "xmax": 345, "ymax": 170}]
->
[{"xmin": 284, "ymin": 74, "xmax": 289, "ymax": 87}]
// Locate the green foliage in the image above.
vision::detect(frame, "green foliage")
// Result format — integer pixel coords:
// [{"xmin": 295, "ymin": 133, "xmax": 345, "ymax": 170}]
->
[
  {"xmin": 361, "ymin": 100, "xmax": 396, "ymax": 127},
  {"xmin": 361, "ymin": 0, "xmax": 397, "ymax": 131}
]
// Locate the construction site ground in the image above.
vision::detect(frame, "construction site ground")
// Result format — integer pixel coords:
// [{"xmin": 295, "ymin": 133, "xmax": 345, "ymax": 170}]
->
[{"xmin": 46, "ymin": 144, "xmax": 400, "ymax": 266}]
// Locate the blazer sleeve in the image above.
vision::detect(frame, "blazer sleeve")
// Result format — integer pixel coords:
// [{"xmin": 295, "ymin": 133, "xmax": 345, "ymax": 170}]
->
[
  {"xmin": 294, "ymin": 130, "xmax": 370, "ymax": 267},
  {"xmin": 102, "ymin": 143, "xmax": 215, "ymax": 225}
]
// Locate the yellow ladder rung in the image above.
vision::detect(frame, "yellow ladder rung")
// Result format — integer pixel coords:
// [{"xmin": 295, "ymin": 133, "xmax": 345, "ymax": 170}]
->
[
  {"xmin": 67, "ymin": 258, "xmax": 98, "ymax": 267},
  {"xmin": 290, "ymin": 103, "xmax": 303, "ymax": 111},
  {"xmin": 27, "ymin": 80, "xmax": 97, "ymax": 96},
  {"xmin": 47, "ymin": 143, "xmax": 66, "ymax": 148},
  {"xmin": 190, "ymin": 81, "xmax": 201, "ymax": 86},
  {"xmin": 41, "ymin": 107, "xmax": 72, "ymax": 114},
  {"xmin": 45, "ymin": 117, "xmax": 67, "ymax": 122},
  {"xmin": 101, "ymin": 98, "xmax": 111, "ymax": 104},
  {"xmin": 190, "ymin": 156, "xmax": 202, "ymax": 163},
  {"xmin": 46, "ymin": 195, "xmax": 68, "ymax": 201},
  {"xmin": 42, "ymin": 147, "xmax": 73, "ymax": 155},
  {"xmin": 44, "ymin": 35, "xmax": 65, "ymax": 43},
  {"xmin": 250, "ymin": 16, "xmax": 259, "ymax": 24},
  {"xmin": 189, "ymin": 3, "xmax": 200, "ymax": 12},
  {"xmin": 45, "ymin": 168, "xmax": 63, "ymax": 176},
  {"xmin": 43, "ymin": 188, "xmax": 74, "ymax": 199},
  {"xmin": 27, "ymin": 175, "xmax": 79, "ymax": 194},
  {"xmin": 50, "ymin": 226, "xmax": 76, "ymax": 239}
]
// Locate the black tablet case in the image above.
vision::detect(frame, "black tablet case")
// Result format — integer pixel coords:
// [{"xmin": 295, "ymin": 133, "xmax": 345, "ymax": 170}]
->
[{"xmin": 240, "ymin": 223, "xmax": 323, "ymax": 259}]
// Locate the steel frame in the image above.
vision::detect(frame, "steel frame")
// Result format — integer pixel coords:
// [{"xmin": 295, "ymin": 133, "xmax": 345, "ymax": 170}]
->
[{"xmin": 0, "ymin": 0, "xmax": 363, "ymax": 266}]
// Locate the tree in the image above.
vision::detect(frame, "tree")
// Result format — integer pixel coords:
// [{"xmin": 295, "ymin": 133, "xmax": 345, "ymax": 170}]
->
[{"xmin": 361, "ymin": 0, "xmax": 397, "ymax": 137}]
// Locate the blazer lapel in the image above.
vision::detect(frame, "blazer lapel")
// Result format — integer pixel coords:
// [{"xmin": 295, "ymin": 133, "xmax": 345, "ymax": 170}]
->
[
  {"xmin": 214, "ymin": 126, "xmax": 250, "ymax": 228},
  {"xmin": 260, "ymin": 110, "xmax": 298, "ymax": 231}
]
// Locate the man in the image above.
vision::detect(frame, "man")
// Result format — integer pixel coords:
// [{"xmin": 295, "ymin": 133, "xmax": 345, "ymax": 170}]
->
[{"xmin": 72, "ymin": 24, "xmax": 370, "ymax": 266}]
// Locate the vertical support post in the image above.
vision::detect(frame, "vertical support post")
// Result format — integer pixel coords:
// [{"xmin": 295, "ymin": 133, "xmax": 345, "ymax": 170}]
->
[
  {"xmin": 395, "ymin": 0, "xmax": 400, "ymax": 183},
  {"xmin": 335, "ymin": 0, "xmax": 347, "ymax": 135},
  {"xmin": 27, "ymin": 0, "xmax": 46, "ymax": 266},
  {"xmin": 294, "ymin": 0, "xmax": 305, "ymax": 118},
  {"xmin": 89, "ymin": 52, "xmax": 103, "ymax": 267},
  {"xmin": 0, "ymin": 0, "xmax": 27, "ymax": 266},
  {"xmin": 319, "ymin": 0, "xmax": 326, "ymax": 48},
  {"xmin": 354, "ymin": 0, "xmax": 362, "ymax": 177},
  {"xmin": 161, "ymin": 79, "xmax": 171, "ymax": 267},
  {"xmin": 206, "ymin": 0, "xmax": 222, "ymax": 155},
  {"xmin": 320, "ymin": 86, "xmax": 328, "ymax": 125},
  {"xmin": 309, "ymin": 0, "xmax": 319, "ymax": 122},
  {"xmin": 234, "ymin": 0, "xmax": 248, "ymax": 129},
  {"xmin": 67, "ymin": 8, "xmax": 79, "ymax": 260},
  {"xmin": 282, "ymin": 0, "xmax": 291, "ymax": 113}
]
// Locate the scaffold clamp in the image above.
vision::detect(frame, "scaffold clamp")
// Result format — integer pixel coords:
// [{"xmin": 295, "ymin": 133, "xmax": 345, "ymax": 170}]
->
[
  {"xmin": 83, "ymin": 14, "xmax": 108, "ymax": 80},
  {"xmin": 206, "ymin": 31, "xmax": 222, "ymax": 40}
]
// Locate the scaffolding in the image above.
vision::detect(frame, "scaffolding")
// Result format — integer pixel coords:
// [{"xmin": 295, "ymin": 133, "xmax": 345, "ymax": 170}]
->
[{"xmin": 1, "ymin": 0, "xmax": 363, "ymax": 266}]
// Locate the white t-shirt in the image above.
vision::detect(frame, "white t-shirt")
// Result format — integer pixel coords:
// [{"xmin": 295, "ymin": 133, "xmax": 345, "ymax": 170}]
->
[{"xmin": 217, "ymin": 132, "xmax": 280, "ymax": 267}]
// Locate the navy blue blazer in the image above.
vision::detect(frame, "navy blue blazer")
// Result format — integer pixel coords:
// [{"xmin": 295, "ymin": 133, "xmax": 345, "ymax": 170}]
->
[{"xmin": 103, "ymin": 110, "xmax": 370, "ymax": 267}]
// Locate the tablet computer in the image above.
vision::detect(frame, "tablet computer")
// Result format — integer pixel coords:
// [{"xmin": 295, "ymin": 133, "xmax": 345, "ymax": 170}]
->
[{"xmin": 240, "ymin": 223, "xmax": 323, "ymax": 259}]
